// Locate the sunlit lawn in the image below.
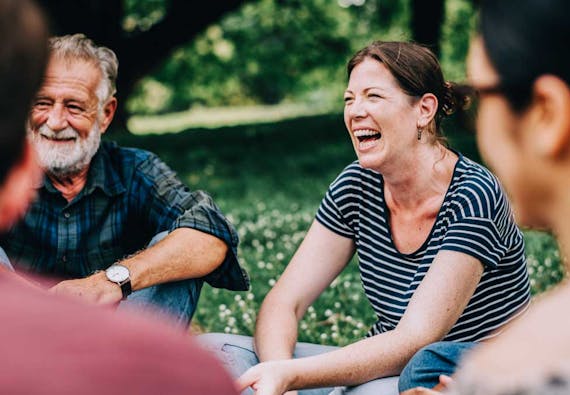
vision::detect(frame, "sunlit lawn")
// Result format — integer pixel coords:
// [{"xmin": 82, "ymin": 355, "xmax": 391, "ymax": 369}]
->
[{"xmin": 113, "ymin": 110, "xmax": 566, "ymax": 345}]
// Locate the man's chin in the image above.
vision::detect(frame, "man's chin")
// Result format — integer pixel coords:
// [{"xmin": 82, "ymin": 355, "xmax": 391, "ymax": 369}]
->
[{"xmin": 45, "ymin": 164, "xmax": 85, "ymax": 179}]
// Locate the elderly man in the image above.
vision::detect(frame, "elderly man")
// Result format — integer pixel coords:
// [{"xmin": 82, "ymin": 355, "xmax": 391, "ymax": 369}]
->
[
  {"xmin": 0, "ymin": 3, "xmax": 239, "ymax": 392},
  {"xmin": 1, "ymin": 33, "xmax": 248, "ymax": 327}
]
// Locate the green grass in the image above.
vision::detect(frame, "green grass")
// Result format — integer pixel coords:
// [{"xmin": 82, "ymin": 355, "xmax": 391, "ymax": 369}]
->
[{"xmin": 112, "ymin": 112, "xmax": 565, "ymax": 345}]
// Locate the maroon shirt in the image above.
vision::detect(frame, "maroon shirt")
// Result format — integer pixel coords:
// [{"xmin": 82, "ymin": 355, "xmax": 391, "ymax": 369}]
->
[{"xmin": 0, "ymin": 269, "xmax": 237, "ymax": 394}]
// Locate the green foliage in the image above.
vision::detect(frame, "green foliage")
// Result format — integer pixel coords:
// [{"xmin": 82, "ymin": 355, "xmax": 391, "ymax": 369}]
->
[
  {"xmin": 112, "ymin": 113, "xmax": 565, "ymax": 344},
  {"xmin": 440, "ymin": 0, "xmax": 477, "ymax": 81},
  {"xmin": 524, "ymin": 230, "xmax": 567, "ymax": 294},
  {"xmin": 127, "ymin": 0, "xmax": 415, "ymax": 115},
  {"xmin": 124, "ymin": 0, "xmax": 477, "ymax": 115},
  {"xmin": 123, "ymin": 0, "xmax": 166, "ymax": 33}
]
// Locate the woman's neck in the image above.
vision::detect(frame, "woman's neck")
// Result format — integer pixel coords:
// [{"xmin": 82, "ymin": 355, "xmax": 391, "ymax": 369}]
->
[{"xmin": 383, "ymin": 145, "xmax": 457, "ymax": 211}]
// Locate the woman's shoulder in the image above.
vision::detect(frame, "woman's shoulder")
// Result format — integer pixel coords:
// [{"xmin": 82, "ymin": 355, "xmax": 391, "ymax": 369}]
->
[
  {"xmin": 447, "ymin": 154, "xmax": 511, "ymax": 218},
  {"xmin": 330, "ymin": 161, "xmax": 380, "ymax": 187},
  {"xmin": 453, "ymin": 155, "xmax": 505, "ymax": 200},
  {"xmin": 325, "ymin": 161, "xmax": 383, "ymax": 206}
]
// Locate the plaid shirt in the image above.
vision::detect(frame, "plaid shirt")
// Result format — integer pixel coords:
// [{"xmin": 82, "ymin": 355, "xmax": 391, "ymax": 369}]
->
[{"xmin": 1, "ymin": 141, "xmax": 249, "ymax": 291}]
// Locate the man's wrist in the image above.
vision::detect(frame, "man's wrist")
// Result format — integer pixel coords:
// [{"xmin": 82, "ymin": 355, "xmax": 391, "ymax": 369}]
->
[{"xmin": 104, "ymin": 264, "xmax": 132, "ymax": 300}]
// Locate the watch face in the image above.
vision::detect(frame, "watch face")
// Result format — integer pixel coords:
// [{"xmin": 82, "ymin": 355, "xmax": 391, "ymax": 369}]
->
[{"xmin": 106, "ymin": 265, "xmax": 129, "ymax": 282}]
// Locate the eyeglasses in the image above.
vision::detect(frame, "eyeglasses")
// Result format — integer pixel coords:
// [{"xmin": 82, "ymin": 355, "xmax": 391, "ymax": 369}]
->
[
  {"xmin": 450, "ymin": 81, "xmax": 533, "ymax": 135},
  {"xmin": 464, "ymin": 81, "xmax": 532, "ymax": 111}
]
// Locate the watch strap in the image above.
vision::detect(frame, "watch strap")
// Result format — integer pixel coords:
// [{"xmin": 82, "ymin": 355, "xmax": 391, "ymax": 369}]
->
[{"xmin": 119, "ymin": 280, "xmax": 132, "ymax": 300}]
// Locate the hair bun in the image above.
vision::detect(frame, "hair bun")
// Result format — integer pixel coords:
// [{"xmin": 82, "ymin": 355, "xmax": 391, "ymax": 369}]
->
[{"xmin": 440, "ymin": 81, "xmax": 475, "ymax": 117}]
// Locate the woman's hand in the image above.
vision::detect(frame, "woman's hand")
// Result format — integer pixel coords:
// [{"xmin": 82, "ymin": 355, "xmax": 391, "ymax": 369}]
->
[{"xmin": 236, "ymin": 360, "xmax": 294, "ymax": 395}]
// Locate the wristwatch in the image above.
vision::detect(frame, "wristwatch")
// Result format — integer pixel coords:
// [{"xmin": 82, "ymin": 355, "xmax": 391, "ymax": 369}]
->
[{"xmin": 105, "ymin": 264, "xmax": 132, "ymax": 300}]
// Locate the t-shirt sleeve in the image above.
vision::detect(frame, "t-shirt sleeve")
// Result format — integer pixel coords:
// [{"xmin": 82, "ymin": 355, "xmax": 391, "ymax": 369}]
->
[
  {"xmin": 439, "ymin": 174, "xmax": 517, "ymax": 269},
  {"xmin": 132, "ymin": 153, "xmax": 249, "ymax": 291},
  {"xmin": 440, "ymin": 216, "xmax": 508, "ymax": 269},
  {"xmin": 315, "ymin": 165, "xmax": 358, "ymax": 239}
]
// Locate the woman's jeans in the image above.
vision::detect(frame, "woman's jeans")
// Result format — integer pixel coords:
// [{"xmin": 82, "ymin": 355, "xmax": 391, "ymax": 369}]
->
[
  {"xmin": 398, "ymin": 341, "xmax": 478, "ymax": 392},
  {"xmin": 198, "ymin": 333, "xmax": 399, "ymax": 395}
]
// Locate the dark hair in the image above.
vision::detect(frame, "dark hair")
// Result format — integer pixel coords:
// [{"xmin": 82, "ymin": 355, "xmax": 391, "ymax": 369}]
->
[
  {"xmin": 347, "ymin": 41, "xmax": 473, "ymax": 143},
  {"xmin": 479, "ymin": 0, "xmax": 570, "ymax": 111},
  {"xmin": 0, "ymin": 0, "xmax": 48, "ymax": 184}
]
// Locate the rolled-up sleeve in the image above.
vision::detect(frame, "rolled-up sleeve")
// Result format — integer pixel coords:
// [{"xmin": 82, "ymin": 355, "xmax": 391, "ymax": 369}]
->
[{"xmin": 133, "ymin": 154, "xmax": 249, "ymax": 291}]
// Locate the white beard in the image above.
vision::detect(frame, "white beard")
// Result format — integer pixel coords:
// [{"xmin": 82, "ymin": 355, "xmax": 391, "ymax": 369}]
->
[{"xmin": 28, "ymin": 122, "xmax": 101, "ymax": 177}]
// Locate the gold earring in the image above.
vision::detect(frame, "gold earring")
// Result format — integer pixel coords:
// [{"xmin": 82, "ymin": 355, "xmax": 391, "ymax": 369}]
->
[{"xmin": 417, "ymin": 127, "xmax": 422, "ymax": 140}]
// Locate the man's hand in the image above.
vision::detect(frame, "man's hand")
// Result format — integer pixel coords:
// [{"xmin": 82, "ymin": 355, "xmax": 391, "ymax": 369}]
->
[{"xmin": 49, "ymin": 271, "xmax": 122, "ymax": 305}]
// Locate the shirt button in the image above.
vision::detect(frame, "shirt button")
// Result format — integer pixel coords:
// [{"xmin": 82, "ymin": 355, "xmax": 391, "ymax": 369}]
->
[{"xmin": 63, "ymin": 212, "xmax": 70, "ymax": 219}]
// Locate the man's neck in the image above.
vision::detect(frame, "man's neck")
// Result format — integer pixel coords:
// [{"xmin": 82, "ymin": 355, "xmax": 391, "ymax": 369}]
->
[{"xmin": 48, "ymin": 166, "xmax": 90, "ymax": 203}]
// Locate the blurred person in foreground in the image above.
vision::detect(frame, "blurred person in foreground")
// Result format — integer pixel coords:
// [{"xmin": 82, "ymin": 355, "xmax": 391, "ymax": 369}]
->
[
  {"xmin": 401, "ymin": 0, "xmax": 570, "ymax": 394},
  {"xmin": 0, "ymin": 33, "xmax": 249, "ymax": 328},
  {"xmin": 200, "ymin": 40, "xmax": 530, "ymax": 395},
  {"xmin": 0, "ymin": 1, "xmax": 238, "ymax": 393}
]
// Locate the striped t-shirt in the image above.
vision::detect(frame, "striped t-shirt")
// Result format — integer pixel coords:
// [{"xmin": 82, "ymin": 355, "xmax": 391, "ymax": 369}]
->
[{"xmin": 316, "ymin": 154, "xmax": 531, "ymax": 341}]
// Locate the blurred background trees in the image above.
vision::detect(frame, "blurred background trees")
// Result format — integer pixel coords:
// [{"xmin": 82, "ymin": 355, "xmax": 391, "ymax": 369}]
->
[{"xmin": 35, "ymin": 0, "xmax": 476, "ymax": 131}]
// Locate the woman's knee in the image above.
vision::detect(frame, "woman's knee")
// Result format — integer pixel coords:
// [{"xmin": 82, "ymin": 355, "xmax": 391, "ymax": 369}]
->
[
  {"xmin": 197, "ymin": 333, "xmax": 259, "ymax": 376},
  {"xmin": 399, "ymin": 342, "xmax": 470, "ymax": 392}
]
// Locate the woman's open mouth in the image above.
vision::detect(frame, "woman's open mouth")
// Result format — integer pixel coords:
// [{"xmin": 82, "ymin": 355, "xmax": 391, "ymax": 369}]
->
[{"xmin": 354, "ymin": 129, "xmax": 381, "ymax": 150}]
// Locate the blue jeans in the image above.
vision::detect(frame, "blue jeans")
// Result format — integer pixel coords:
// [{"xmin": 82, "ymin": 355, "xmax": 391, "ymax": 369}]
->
[
  {"xmin": 398, "ymin": 341, "xmax": 478, "ymax": 392},
  {"xmin": 198, "ymin": 333, "xmax": 399, "ymax": 395},
  {"xmin": 118, "ymin": 231, "xmax": 202, "ymax": 328},
  {"xmin": 0, "ymin": 247, "xmax": 12, "ymax": 270}
]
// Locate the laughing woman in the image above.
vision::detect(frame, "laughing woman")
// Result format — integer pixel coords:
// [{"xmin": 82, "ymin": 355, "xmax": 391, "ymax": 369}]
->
[{"xmin": 200, "ymin": 41, "xmax": 530, "ymax": 395}]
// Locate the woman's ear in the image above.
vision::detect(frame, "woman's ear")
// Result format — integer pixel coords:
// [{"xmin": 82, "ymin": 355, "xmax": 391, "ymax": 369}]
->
[
  {"xmin": 417, "ymin": 93, "xmax": 438, "ymax": 128},
  {"xmin": 530, "ymin": 75, "xmax": 570, "ymax": 158}
]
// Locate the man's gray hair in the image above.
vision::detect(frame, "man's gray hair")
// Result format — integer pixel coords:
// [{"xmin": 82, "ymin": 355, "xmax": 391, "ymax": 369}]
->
[{"xmin": 49, "ymin": 33, "xmax": 118, "ymax": 105}]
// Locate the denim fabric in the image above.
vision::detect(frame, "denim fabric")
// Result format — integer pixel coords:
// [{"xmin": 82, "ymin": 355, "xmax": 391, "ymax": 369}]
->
[
  {"xmin": 119, "ymin": 277, "xmax": 202, "ymax": 328},
  {"xmin": 198, "ymin": 333, "xmax": 399, "ymax": 395},
  {"xmin": 398, "ymin": 341, "xmax": 478, "ymax": 392},
  {"xmin": 0, "ymin": 247, "xmax": 13, "ymax": 270},
  {"xmin": 118, "ymin": 231, "xmax": 202, "ymax": 328}
]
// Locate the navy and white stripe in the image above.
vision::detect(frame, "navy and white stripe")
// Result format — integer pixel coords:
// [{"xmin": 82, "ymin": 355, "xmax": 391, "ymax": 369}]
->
[{"xmin": 316, "ymin": 154, "xmax": 531, "ymax": 341}]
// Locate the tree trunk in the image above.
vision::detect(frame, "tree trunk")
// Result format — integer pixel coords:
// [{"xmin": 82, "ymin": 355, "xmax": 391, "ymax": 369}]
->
[{"xmin": 410, "ymin": 0, "xmax": 445, "ymax": 57}]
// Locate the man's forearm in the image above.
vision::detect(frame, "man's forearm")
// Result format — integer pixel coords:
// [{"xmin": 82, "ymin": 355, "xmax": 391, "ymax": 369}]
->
[{"xmin": 122, "ymin": 227, "xmax": 228, "ymax": 291}]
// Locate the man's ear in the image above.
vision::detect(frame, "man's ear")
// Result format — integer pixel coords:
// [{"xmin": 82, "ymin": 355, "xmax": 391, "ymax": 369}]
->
[
  {"xmin": 529, "ymin": 75, "xmax": 570, "ymax": 158},
  {"xmin": 98, "ymin": 97, "xmax": 118, "ymax": 134},
  {"xmin": 417, "ymin": 93, "xmax": 438, "ymax": 128},
  {"xmin": 0, "ymin": 141, "xmax": 42, "ymax": 231}
]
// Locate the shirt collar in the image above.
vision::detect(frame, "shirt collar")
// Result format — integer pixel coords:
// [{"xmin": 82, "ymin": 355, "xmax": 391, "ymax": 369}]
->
[{"xmin": 41, "ymin": 141, "xmax": 126, "ymax": 198}]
